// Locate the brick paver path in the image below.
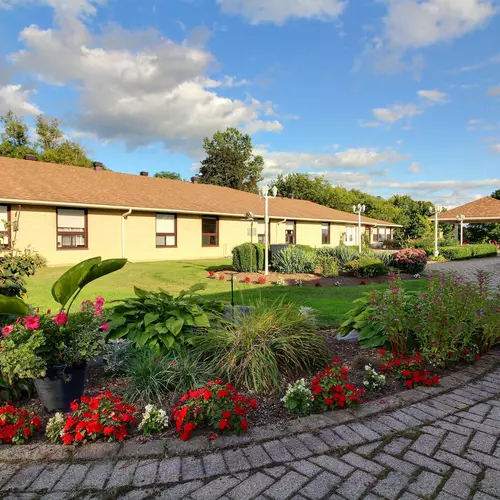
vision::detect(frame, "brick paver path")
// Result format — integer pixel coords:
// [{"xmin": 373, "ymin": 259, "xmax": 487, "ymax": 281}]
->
[
  {"xmin": 427, "ymin": 256, "xmax": 500, "ymax": 286},
  {"xmin": 2, "ymin": 363, "xmax": 500, "ymax": 499}
]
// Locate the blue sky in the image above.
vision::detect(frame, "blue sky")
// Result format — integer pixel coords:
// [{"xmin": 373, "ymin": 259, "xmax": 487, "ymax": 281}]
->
[{"xmin": 0, "ymin": 0, "xmax": 499, "ymax": 206}]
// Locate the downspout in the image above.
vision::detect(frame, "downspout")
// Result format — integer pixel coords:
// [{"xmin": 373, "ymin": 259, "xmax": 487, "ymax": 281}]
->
[{"xmin": 121, "ymin": 209, "xmax": 132, "ymax": 259}]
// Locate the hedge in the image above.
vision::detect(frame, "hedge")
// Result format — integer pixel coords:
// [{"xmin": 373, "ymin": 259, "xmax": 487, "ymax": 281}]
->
[
  {"xmin": 344, "ymin": 257, "xmax": 387, "ymax": 278},
  {"xmin": 439, "ymin": 244, "xmax": 497, "ymax": 261},
  {"xmin": 232, "ymin": 243, "xmax": 266, "ymax": 272}
]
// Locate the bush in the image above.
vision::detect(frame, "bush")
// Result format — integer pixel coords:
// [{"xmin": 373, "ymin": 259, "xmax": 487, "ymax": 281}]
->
[
  {"xmin": 331, "ymin": 246, "xmax": 362, "ymax": 267},
  {"xmin": 102, "ymin": 340, "xmax": 131, "ymax": 374},
  {"xmin": 232, "ymin": 243, "xmax": 265, "ymax": 272},
  {"xmin": 107, "ymin": 284, "xmax": 225, "ymax": 352},
  {"xmin": 272, "ymin": 246, "xmax": 315, "ymax": 274},
  {"xmin": 172, "ymin": 380, "xmax": 257, "ymax": 440},
  {"xmin": 471, "ymin": 244, "xmax": 497, "ymax": 258},
  {"xmin": 0, "ymin": 249, "xmax": 39, "ymax": 298},
  {"xmin": 315, "ymin": 254, "xmax": 339, "ymax": 277},
  {"xmin": 393, "ymin": 248, "xmax": 428, "ymax": 274},
  {"xmin": 373, "ymin": 251, "xmax": 395, "ymax": 267},
  {"xmin": 281, "ymin": 379, "xmax": 313, "ymax": 415},
  {"xmin": 344, "ymin": 257, "xmax": 387, "ymax": 278},
  {"xmin": 193, "ymin": 298, "xmax": 328, "ymax": 393}
]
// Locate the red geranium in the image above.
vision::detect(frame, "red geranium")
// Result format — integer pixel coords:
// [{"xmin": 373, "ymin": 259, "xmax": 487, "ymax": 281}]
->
[
  {"xmin": 0, "ymin": 403, "xmax": 41, "ymax": 445},
  {"xmin": 243, "ymin": 276, "xmax": 252, "ymax": 284}
]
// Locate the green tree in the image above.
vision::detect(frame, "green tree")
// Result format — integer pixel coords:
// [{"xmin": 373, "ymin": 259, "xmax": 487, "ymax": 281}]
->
[
  {"xmin": 389, "ymin": 194, "xmax": 433, "ymax": 240},
  {"xmin": 198, "ymin": 127, "xmax": 264, "ymax": 194},
  {"xmin": 491, "ymin": 189, "xmax": 500, "ymax": 200},
  {"xmin": 0, "ymin": 111, "xmax": 37, "ymax": 159},
  {"xmin": 35, "ymin": 115, "xmax": 64, "ymax": 151},
  {"xmin": 154, "ymin": 171, "xmax": 183, "ymax": 181}
]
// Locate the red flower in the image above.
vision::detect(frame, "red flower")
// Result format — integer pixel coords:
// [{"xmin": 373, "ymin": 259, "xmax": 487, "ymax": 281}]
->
[
  {"xmin": 53, "ymin": 312, "xmax": 68, "ymax": 326},
  {"xmin": 70, "ymin": 401, "xmax": 79, "ymax": 412},
  {"xmin": 243, "ymin": 276, "xmax": 251, "ymax": 284},
  {"xmin": 32, "ymin": 417, "xmax": 41, "ymax": 429},
  {"xmin": 233, "ymin": 405, "xmax": 246, "ymax": 416},
  {"xmin": 401, "ymin": 370, "xmax": 411, "ymax": 377},
  {"xmin": 62, "ymin": 433, "xmax": 74, "ymax": 445},
  {"xmin": 24, "ymin": 316, "xmax": 40, "ymax": 331},
  {"xmin": 240, "ymin": 419, "xmax": 249, "ymax": 432},
  {"xmin": 89, "ymin": 399, "xmax": 99, "ymax": 411},
  {"xmin": 325, "ymin": 398, "xmax": 333, "ymax": 406},
  {"xmin": 217, "ymin": 390, "xmax": 230, "ymax": 399},
  {"xmin": 219, "ymin": 419, "xmax": 230, "ymax": 430},
  {"xmin": 432, "ymin": 375, "xmax": 440, "ymax": 385},
  {"xmin": 222, "ymin": 410, "xmax": 232, "ymax": 419},
  {"xmin": 74, "ymin": 432, "xmax": 84, "ymax": 442},
  {"xmin": 101, "ymin": 322, "xmax": 110, "ymax": 332},
  {"xmin": 22, "ymin": 427, "xmax": 31, "ymax": 437},
  {"xmin": 405, "ymin": 380, "xmax": 413, "ymax": 388},
  {"xmin": 218, "ymin": 274, "xmax": 226, "ymax": 281},
  {"xmin": 379, "ymin": 349, "xmax": 386, "ymax": 356},
  {"xmin": 103, "ymin": 426, "xmax": 115, "ymax": 436},
  {"xmin": 2, "ymin": 325, "xmax": 14, "ymax": 338}
]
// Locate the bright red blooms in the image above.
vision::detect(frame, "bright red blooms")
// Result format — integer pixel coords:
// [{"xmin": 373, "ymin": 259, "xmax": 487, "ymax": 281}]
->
[
  {"xmin": 2, "ymin": 325, "xmax": 14, "ymax": 338},
  {"xmin": 219, "ymin": 274, "xmax": 226, "ymax": 281},
  {"xmin": 257, "ymin": 275, "xmax": 267, "ymax": 285},
  {"xmin": 0, "ymin": 403, "xmax": 41, "ymax": 445},
  {"xmin": 243, "ymin": 276, "xmax": 252, "ymax": 284},
  {"xmin": 53, "ymin": 312, "xmax": 68, "ymax": 326},
  {"xmin": 101, "ymin": 322, "xmax": 110, "ymax": 332},
  {"xmin": 23, "ymin": 316, "xmax": 40, "ymax": 331}
]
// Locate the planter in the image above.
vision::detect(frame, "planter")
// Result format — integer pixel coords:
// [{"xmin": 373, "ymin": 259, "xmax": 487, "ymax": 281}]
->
[{"xmin": 34, "ymin": 363, "xmax": 87, "ymax": 413}]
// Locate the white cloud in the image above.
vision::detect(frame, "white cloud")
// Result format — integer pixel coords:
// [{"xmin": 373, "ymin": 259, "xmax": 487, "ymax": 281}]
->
[
  {"xmin": 359, "ymin": 120, "xmax": 382, "ymax": 128},
  {"xmin": 417, "ymin": 89, "xmax": 448, "ymax": 103},
  {"xmin": 487, "ymin": 85, "xmax": 500, "ymax": 96},
  {"xmin": 217, "ymin": 0, "xmax": 347, "ymax": 25},
  {"xmin": 0, "ymin": 84, "xmax": 40, "ymax": 115},
  {"xmin": 467, "ymin": 118, "xmax": 498, "ymax": 131},
  {"xmin": 490, "ymin": 144, "xmax": 500, "ymax": 152},
  {"xmin": 6, "ymin": 3, "xmax": 281, "ymax": 155},
  {"xmin": 408, "ymin": 161, "xmax": 421, "ymax": 173}
]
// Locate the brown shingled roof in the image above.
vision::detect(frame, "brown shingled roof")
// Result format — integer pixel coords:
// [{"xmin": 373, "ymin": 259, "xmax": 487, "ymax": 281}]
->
[
  {"xmin": 438, "ymin": 197, "xmax": 500, "ymax": 223},
  {"xmin": 0, "ymin": 157, "xmax": 399, "ymax": 227}
]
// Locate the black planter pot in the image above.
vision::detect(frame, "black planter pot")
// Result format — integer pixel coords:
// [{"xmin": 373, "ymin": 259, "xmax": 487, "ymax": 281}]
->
[{"xmin": 34, "ymin": 363, "xmax": 87, "ymax": 413}]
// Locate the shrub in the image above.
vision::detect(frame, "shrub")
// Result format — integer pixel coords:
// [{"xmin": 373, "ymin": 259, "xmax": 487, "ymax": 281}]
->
[
  {"xmin": 471, "ymin": 244, "xmax": 497, "ymax": 258},
  {"xmin": 363, "ymin": 365, "xmax": 386, "ymax": 392},
  {"xmin": 315, "ymin": 255, "xmax": 339, "ymax": 277},
  {"xmin": 344, "ymin": 257, "xmax": 387, "ymax": 278},
  {"xmin": 102, "ymin": 339, "xmax": 131, "ymax": 374},
  {"xmin": 46, "ymin": 392, "xmax": 137, "ymax": 445},
  {"xmin": 439, "ymin": 246, "xmax": 473, "ymax": 260},
  {"xmin": 373, "ymin": 251, "xmax": 395, "ymax": 267},
  {"xmin": 0, "ymin": 403, "xmax": 41, "ymax": 444},
  {"xmin": 257, "ymin": 275, "xmax": 267, "ymax": 285},
  {"xmin": 0, "ymin": 376, "xmax": 33, "ymax": 403},
  {"xmin": 311, "ymin": 360, "xmax": 364, "ymax": 411},
  {"xmin": 281, "ymin": 379, "xmax": 313, "ymax": 415},
  {"xmin": 393, "ymin": 248, "xmax": 427, "ymax": 274},
  {"xmin": 172, "ymin": 380, "xmax": 257, "ymax": 440},
  {"xmin": 107, "ymin": 284, "xmax": 225, "ymax": 352},
  {"xmin": 193, "ymin": 298, "xmax": 328, "ymax": 393},
  {"xmin": 272, "ymin": 246, "xmax": 315, "ymax": 274},
  {"xmin": 331, "ymin": 246, "xmax": 362, "ymax": 267},
  {"xmin": 124, "ymin": 348, "xmax": 213, "ymax": 403},
  {"xmin": 232, "ymin": 243, "xmax": 265, "ymax": 272},
  {"xmin": 139, "ymin": 404, "xmax": 169, "ymax": 436}
]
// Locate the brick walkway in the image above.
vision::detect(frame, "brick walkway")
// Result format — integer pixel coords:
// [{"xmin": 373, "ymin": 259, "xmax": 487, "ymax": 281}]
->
[
  {"xmin": 426, "ymin": 256, "xmax": 500, "ymax": 286},
  {"xmin": 2, "ymin": 358, "xmax": 500, "ymax": 499}
]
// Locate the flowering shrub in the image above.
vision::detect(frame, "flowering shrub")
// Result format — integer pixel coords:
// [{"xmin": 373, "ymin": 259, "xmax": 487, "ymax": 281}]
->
[
  {"xmin": 46, "ymin": 392, "xmax": 137, "ymax": 445},
  {"xmin": 281, "ymin": 379, "xmax": 313, "ymax": 415},
  {"xmin": 218, "ymin": 274, "xmax": 226, "ymax": 281},
  {"xmin": 257, "ymin": 275, "xmax": 267, "ymax": 285},
  {"xmin": 393, "ymin": 248, "xmax": 427, "ymax": 274},
  {"xmin": 363, "ymin": 365, "xmax": 386, "ymax": 392},
  {"xmin": 0, "ymin": 403, "xmax": 41, "ymax": 444},
  {"xmin": 311, "ymin": 360, "xmax": 365, "ymax": 411},
  {"xmin": 275, "ymin": 277, "xmax": 285, "ymax": 286},
  {"xmin": 379, "ymin": 350, "xmax": 440, "ymax": 389},
  {"xmin": 208, "ymin": 271, "xmax": 216, "ymax": 278},
  {"xmin": 139, "ymin": 404, "xmax": 169, "ymax": 436},
  {"xmin": 243, "ymin": 276, "xmax": 252, "ymax": 284},
  {"xmin": 172, "ymin": 380, "xmax": 257, "ymax": 441}
]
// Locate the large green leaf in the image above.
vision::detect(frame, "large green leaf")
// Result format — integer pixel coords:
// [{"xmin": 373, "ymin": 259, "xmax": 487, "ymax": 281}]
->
[
  {"xmin": 51, "ymin": 257, "xmax": 101, "ymax": 307},
  {"xmin": 78, "ymin": 258, "xmax": 127, "ymax": 288},
  {"xmin": 0, "ymin": 295, "xmax": 30, "ymax": 317},
  {"xmin": 144, "ymin": 312, "xmax": 160, "ymax": 327},
  {"xmin": 165, "ymin": 317, "xmax": 184, "ymax": 336},
  {"xmin": 192, "ymin": 312, "xmax": 210, "ymax": 328}
]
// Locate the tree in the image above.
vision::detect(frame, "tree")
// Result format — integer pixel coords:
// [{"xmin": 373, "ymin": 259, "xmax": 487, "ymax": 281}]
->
[
  {"xmin": 154, "ymin": 171, "xmax": 183, "ymax": 181},
  {"xmin": 491, "ymin": 189, "xmax": 500, "ymax": 200},
  {"xmin": 0, "ymin": 111, "xmax": 37, "ymax": 159},
  {"xmin": 466, "ymin": 188, "xmax": 500, "ymax": 242},
  {"xmin": 198, "ymin": 128, "xmax": 264, "ymax": 194}
]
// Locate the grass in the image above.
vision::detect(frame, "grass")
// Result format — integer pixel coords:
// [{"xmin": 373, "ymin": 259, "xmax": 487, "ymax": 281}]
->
[{"xmin": 26, "ymin": 258, "xmax": 428, "ymax": 326}]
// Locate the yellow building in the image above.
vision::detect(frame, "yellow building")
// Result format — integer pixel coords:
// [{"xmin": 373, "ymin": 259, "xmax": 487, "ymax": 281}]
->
[{"xmin": 0, "ymin": 157, "xmax": 399, "ymax": 266}]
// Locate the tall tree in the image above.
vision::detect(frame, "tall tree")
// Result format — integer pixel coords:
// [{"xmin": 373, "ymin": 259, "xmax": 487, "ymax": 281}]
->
[
  {"xmin": 0, "ymin": 111, "xmax": 37, "ymax": 159},
  {"xmin": 198, "ymin": 127, "xmax": 264, "ymax": 194},
  {"xmin": 154, "ymin": 171, "xmax": 183, "ymax": 180}
]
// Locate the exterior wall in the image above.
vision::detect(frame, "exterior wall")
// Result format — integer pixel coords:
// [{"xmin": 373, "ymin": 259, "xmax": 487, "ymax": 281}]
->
[{"xmin": 4, "ymin": 204, "xmax": 388, "ymax": 266}]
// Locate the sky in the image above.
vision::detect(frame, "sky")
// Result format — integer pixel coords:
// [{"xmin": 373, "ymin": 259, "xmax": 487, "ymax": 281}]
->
[{"xmin": 0, "ymin": 0, "xmax": 499, "ymax": 207}]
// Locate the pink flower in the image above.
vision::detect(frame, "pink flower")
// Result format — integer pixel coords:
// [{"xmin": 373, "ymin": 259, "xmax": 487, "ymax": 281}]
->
[
  {"xmin": 95, "ymin": 296, "xmax": 105, "ymax": 307},
  {"xmin": 24, "ymin": 316, "xmax": 40, "ymax": 331},
  {"xmin": 53, "ymin": 312, "xmax": 68, "ymax": 326},
  {"xmin": 2, "ymin": 325, "xmax": 14, "ymax": 338},
  {"xmin": 101, "ymin": 322, "xmax": 110, "ymax": 332}
]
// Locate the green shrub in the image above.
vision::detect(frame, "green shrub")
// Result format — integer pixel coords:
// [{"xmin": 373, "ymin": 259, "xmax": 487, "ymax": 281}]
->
[
  {"xmin": 373, "ymin": 251, "xmax": 395, "ymax": 267},
  {"xmin": 295, "ymin": 244, "xmax": 315, "ymax": 253},
  {"xmin": 344, "ymin": 257, "xmax": 387, "ymax": 278},
  {"xmin": 439, "ymin": 246, "xmax": 473, "ymax": 260},
  {"xmin": 272, "ymin": 246, "xmax": 316, "ymax": 274},
  {"xmin": 315, "ymin": 255, "xmax": 339, "ymax": 277},
  {"xmin": 193, "ymin": 298, "xmax": 329, "ymax": 393},
  {"xmin": 471, "ymin": 244, "xmax": 497, "ymax": 258},
  {"xmin": 107, "ymin": 284, "xmax": 225, "ymax": 352},
  {"xmin": 331, "ymin": 246, "xmax": 362, "ymax": 266},
  {"xmin": 232, "ymin": 243, "xmax": 265, "ymax": 272}
]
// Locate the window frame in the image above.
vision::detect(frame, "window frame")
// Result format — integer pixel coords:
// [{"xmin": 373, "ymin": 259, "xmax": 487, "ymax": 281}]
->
[
  {"xmin": 56, "ymin": 207, "xmax": 88, "ymax": 251},
  {"xmin": 155, "ymin": 213, "xmax": 177, "ymax": 248},
  {"xmin": 285, "ymin": 220, "xmax": 296, "ymax": 245},
  {"xmin": 0, "ymin": 204, "xmax": 11, "ymax": 250},
  {"xmin": 202, "ymin": 216, "xmax": 219, "ymax": 247},
  {"xmin": 321, "ymin": 222, "xmax": 331, "ymax": 245}
]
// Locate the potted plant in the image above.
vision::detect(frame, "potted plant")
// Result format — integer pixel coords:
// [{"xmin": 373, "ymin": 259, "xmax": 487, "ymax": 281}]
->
[{"xmin": 0, "ymin": 257, "xmax": 126, "ymax": 412}]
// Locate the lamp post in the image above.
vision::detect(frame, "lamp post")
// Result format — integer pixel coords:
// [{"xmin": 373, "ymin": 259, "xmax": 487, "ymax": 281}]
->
[
  {"xmin": 260, "ymin": 185, "xmax": 278, "ymax": 276},
  {"xmin": 456, "ymin": 214, "xmax": 466, "ymax": 245},
  {"xmin": 430, "ymin": 205, "xmax": 442, "ymax": 257},
  {"xmin": 353, "ymin": 204, "xmax": 366, "ymax": 252}
]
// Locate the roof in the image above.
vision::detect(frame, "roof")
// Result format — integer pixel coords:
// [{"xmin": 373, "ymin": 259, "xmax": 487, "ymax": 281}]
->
[
  {"xmin": 438, "ymin": 196, "xmax": 500, "ymax": 223},
  {"xmin": 0, "ymin": 156, "xmax": 399, "ymax": 227}
]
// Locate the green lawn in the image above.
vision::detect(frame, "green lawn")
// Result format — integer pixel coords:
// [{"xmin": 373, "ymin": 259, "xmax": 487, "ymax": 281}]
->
[{"xmin": 26, "ymin": 259, "xmax": 427, "ymax": 326}]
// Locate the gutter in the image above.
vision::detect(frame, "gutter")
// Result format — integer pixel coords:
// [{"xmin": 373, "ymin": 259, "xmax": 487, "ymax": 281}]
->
[{"xmin": 0, "ymin": 197, "xmax": 400, "ymax": 228}]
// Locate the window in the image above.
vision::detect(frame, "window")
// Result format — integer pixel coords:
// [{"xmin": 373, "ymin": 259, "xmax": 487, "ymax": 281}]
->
[
  {"xmin": 202, "ymin": 216, "xmax": 218, "ymax": 247},
  {"xmin": 285, "ymin": 220, "xmax": 296, "ymax": 245},
  {"xmin": 257, "ymin": 220, "xmax": 266, "ymax": 244},
  {"xmin": 0, "ymin": 205, "xmax": 10, "ymax": 248},
  {"xmin": 57, "ymin": 208, "xmax": 87, "ymax": 249},
  {"xmin": 322, "ymin": 223, "xmax": 330, "ymax": 245},
  {"xmin": 156, "ymin": 213, "xmax": 177, "ymax": 247}
]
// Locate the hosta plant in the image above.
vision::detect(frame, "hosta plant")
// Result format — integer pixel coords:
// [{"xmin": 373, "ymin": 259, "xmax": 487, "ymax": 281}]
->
[
  {"xmin": 281, "ymin": 379, "xmax": 313, "ymax": 415},
  {"xmin": 0, "ymin": 403, "xmax": 41, "ymax": 444},
  {"xmin": 46, "ymin": 392, "xmax": 137, "ymax": 445},
  {"xmin": 172, "ymin": 380, "xmax": 257, "ymax": 441},
  {"xmin": 139, "ymin": 404, "xmax": 169, "ymax": 436}
]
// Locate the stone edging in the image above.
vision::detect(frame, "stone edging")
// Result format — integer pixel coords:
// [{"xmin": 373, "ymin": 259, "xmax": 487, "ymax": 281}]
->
[{"xmin": 1, "ymin": 352, "xmax": 499, "ymax": 464}]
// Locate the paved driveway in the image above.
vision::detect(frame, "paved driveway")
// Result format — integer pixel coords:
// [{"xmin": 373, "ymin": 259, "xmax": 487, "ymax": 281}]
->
[{"xmin": 426, "ymin": 256, "xmax": 500, "ymax": 286}]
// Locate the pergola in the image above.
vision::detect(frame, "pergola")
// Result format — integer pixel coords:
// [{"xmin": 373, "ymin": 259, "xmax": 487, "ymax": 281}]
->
[{"xmin": 437, "ymin": 196, "xmax": 500, "ymax": 242}]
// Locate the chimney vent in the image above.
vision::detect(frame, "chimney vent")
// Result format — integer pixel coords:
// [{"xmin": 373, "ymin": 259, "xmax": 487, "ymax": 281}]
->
[
  {"xmin": 24, "ymin": 154, "xmax": 37, "ymax": 161},
  {"xmin": 140, "ymin": 171, "xmax": 149, "ymax": 177},
  {"xmin": 93, "ymin": 161, "xmax": 103, "ymax": 171},
  {"xmin": 191, "ymin": 176, "xmax": 200, "ymax": 184}
]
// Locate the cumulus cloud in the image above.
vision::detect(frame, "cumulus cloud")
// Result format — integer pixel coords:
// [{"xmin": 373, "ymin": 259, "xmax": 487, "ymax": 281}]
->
[
  {"xmin": 417, "ymin": 89, "xmax": 448, "ymax": 103},
  {"xmin": 217, "ymin": 0, "xmax": 347, "ymax": 25},
  {"xmin": 490, "ymin": 144, "xmax": 500, "ymax": 152},
  {"xmin": 5, "ymin": 1, "xmax": 282, "ymax": 154},
  {"xmin": 0, "ymin": 84, "xmax": 40, "ymax": 115},
  {"xmin": 408, "ymin": 162, "xmax": 421, "ymax": 174},
  {"xmin": 467, "ymin": 118, "xmax": 498, "ymax": 131},
  {"xmin": 487, "ymin": 85, "xmax": 500, "ymax": 96}
]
